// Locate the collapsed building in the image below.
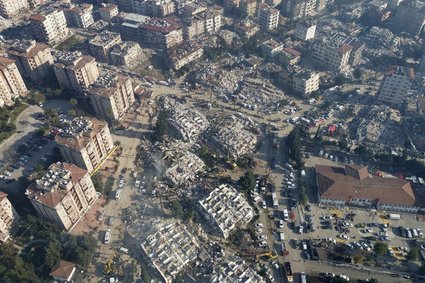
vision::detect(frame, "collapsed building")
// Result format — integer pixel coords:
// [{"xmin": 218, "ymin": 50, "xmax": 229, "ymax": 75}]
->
[{"xmin": 168, "ymin": 107, "xmax": 209, "ymax": 142}]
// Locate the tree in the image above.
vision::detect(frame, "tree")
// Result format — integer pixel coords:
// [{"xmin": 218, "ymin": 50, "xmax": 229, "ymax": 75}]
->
[
  {"xmin": 67, "ymin": 109, "xmax": 77, "ymax": 117},
  {"xmin": 353, "ymin": 251, "xmax": 364, "ymax": 264},
  {"xmin": 33, "ymin": 92, "xmax": 46, "ymax": 105},
  {"xmin": 238, "ymin": 171, "xmax": 256, "ymax": 192},
  {"xmin": 69, "ymin": 98, "xmax": 78, "ymax": 111},
  {"xmin": 153, "ymin": 111, "xmax": 168, "ymax": 142},
  {"xmin": 353, "ymin": 68, "xmax": 362, "ymax": 79},
  {"xmin": 45, "ymin": 240, "xmax": 61, "ymax": 269},
  {"xmin": 286, "ymin": 127, "xmax": 304, "ymax": 169},
  {"xmin": 407, "ymin": 247, "xmax": 419, "ymax": 261},
  {"xmin": 334, "ymin": 75, "xmax": 345, "ymax": 86},
  {"xmin": 170, "ymin": 199, "xmax": 183, "ymax": 219},
  {"xmin": 373, "ymin": 242, "xmax": 388, "ymax": 256}
]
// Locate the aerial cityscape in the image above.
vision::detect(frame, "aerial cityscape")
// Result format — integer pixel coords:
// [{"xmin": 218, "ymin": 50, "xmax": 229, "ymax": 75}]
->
[{"xmin": 0, "ymin": 0, "xmax": 424, "ymax": 282}]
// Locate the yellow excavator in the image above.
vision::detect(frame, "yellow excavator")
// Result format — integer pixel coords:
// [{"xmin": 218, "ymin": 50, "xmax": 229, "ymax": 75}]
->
[
  {"xmin": 103, "ymin": 253, "xmax": 117, "ymax": 275},
  {"xmin": 256, "ymin": 250, "xmax": 278, "ymax": 261}
]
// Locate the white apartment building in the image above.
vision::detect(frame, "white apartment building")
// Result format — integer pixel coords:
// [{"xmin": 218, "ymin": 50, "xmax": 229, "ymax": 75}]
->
[
  {"xmin": 87, "ymin": 74, "xmax": 135, "ymax": 121},
  {"xmin": 257, "ymin": 3, "xmax": 280, "ymax": 30},
  {"xmin": 29, "ymin": 8, "xmax": 69, "ymax": 44},
  {"xmin": 294, "ymin": 22, "xmax": 316, "ymax": 41},
  {"xmin": 110, "ymin": 41, "xmax": 143, "ymax": 67},
  {"xmin": 53, "ymin": 50, "xmax": 99, "ymax": 93},
  {"xmin": 55, "ymin": 117, "xmax": 114, "ymax": 173},
  {"xmin": 89, "ymin": 30, "xmax": 122, "ymax": 63},
  {"xmin": 7, "ymin": 40, "xmax": 54, "ymax": 83},
  {"xmin": 65, "ymin": 4, "xmax": 94, "ymax": 29},
  {"xmin": 292, "ymin": 70, "xmax": 320, "ymax": 95},
  {"xmin": 0, "ymin": 57, "xmax": 27, "ymax": 107},
  {"xmin": 0, "ymin": 0, "xmax": 28, "ymax": 18},
  {"xmin": 26, "ymin": 162, "xmax": 98, "ymax": 231},
  {"xmin": 378, "ymin": 66, "xmax": 412, "ymax": 107},
  {"xmin": 0, "ymin": 192, "xmax": 19, "ymax": 242},
  {"xmin": 311, "ymin": 38, "xmax": 352, "ymax": 72}
]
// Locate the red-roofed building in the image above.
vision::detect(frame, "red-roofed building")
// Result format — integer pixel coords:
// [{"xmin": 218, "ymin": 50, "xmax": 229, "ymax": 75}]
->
[
  {"xmin": 49, "ymin": 260, "xmax": 76, "ymax": 282},
  {"xmin": 316, "ymin": 164, "xmax": 422, "ymax": 213},
  {"xmin": 26, "ymin": 162, "xmax": 98, "ymax": 231}
]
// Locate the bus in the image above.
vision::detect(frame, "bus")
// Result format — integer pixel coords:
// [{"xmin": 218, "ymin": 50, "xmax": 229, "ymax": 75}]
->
[{"xmin": 271, "ymin": 193, "xmax": 278, "ymax": 208}]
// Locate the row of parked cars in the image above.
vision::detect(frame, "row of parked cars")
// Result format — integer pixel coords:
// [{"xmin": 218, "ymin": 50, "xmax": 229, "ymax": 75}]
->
[{"xmin": 400, "ymin": 226, "xmax": 423, "ymax": 238}]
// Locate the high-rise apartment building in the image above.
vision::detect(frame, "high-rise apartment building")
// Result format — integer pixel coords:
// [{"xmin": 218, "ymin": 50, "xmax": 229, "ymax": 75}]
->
[
  {"xmin": 0, "ymin": 0, "xmax": 29, "ymax": 18},
  {"xmin": 294, "ymin": 21, "xmax": 316, "ymax": 41},
  {"xmin": 7, "ymin": 40, "xmax": 54, "ymax": 83},
  {"xmin": 87, "ymin": 74, "xmax": 135, "ymax": 121},
  {"xmin": 55, "ymin": 117, "xmax": 114, "ymax": 173},
  {"xmin": 29, "ymin": 8, "xmax": 69, "ymax": 44},
  {"xmin": 108, "ymin": 0, "xmax": 174, "ymax": 17},
  {"xmin": 257, "ymin": 3, "xmax": 280, "ymax": 30},
  {"xmin": 89, "ymin": 31, "xmax": 122, "ymax": 64},
  {"xmin": 377, "ymin": 66, "xmax": 412, "ymax": 107},
  {"xmin": 53, "ymin": 51, "xmax": 99, "ymax": 93},
  {"xmin": 26, "ymin": 162, "xmax": 98, "ymax": 231},
  {"xmin": 98, "ymin": 4, "xmax": 119, "ymax": 22},
  {"xmin": 140, "ymin": 17, "xmax": 183, "ymax": 49},
  {"xmin": 0, "ymin": 192, "xmax": 19, "ymax": 242},
  {"xmin": 292, "ymin": 70, "xmax": 320, "ymax": 95},
  {"xmin": 240, "ymin": 0, "xmax": 257, "ymax": 17},
  {"xmin": 0, "ymin": 57, "xmax": 27, "ymax": 107},
  {"xmin": 282, "ymin": 0, "xmax": 317, "ymax": 20},
  {"xmin": 310, "ymin": 37, "xmax": 352, "ymax": 73},
  {"xmin": 64, "ymin": 3, "xmax": 94, "ymax": 29}
]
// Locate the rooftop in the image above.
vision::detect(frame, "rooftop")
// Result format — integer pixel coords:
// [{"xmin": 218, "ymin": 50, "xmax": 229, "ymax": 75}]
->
[
  {"xmin": 89, "ymin": 30, "xmax": 121, "ymax": 46},
  {"xmin": 8, "ymin": 40, "xmax": 50, "ymax": 58},
  {"xmin": 49, "ymin": 260, "xmax": 76, "ymax": 280},
  {"xmin": 141, "ymin": 17, "xmax": 182, "ymax": 33}
]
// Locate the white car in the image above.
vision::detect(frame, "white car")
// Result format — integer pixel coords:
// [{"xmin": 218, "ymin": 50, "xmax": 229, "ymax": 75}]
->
[
  {"xmin": 343, "ymin": 222, "xmax": 353, "ymax": 227},
  {"xmin": 262, "ymin": 201, "xmax": 267, "ymax": 209},
  {"xmin": 134, "ymin": 180, "xmax": 140, "ymax": 187},
  {"xmin": 365, "ymin": 228, "xmax": 373, "ymax": 233},
  {"xmin": 257, "ymin": 235, "xmax": 267, "ymax": 240},
  {"xmin": 255, "ymin": 223, "xmax": 263, "ymax": 228},
  {"xmin": 377, "ymin": 231, "xmax": 387, "ymax": 237},
  {"xmin": 338, "ymin": 234, "xmax": 349, "ymax": 240},
  {"xmin": 259, "ymin": 241, "xmax": 268, "ymax": 248}
]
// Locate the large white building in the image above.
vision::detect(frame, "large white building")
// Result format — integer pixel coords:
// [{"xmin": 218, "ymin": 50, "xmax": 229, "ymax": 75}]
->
[
  {"xmin": 0, "ymin": 192, "xmax": 19, "ymax": 242},
  {"xmin": 55, "ymin": 117, "xmax": 114, "ymax": 174},
  {"xmin": 257, "ymin": 3, "xmax": 280, "ymax": 31},
  {"xmin": 294, "ymin": 21, "xmax": 316, "ymax": 41},
  {"xmin": 311, "ymin": 37, "xmax": 352, "ymax": 73},
  {"xmin": 199, "ymin": 184, "xmax": 254, "ymax": 238},
  {"xmin": 0, "ymin": 57, "xmax": 27, "ymax": 107},
  {"xmin": 292, "ymin": 70, "xmax": 320, "ymax": 95},
  {"xmin": 377, "ymin": 66, "xmax": 412, "ymax": 107},
  {"xmin": 29, "ymin": 8, "xmax": 69, "ymax": 44},
  {"xmin": 26, "ymin": 162, "xmax": 98, "ymax": 231}
]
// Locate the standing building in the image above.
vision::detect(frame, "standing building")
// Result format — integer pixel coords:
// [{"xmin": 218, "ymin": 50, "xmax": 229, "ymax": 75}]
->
[
  {"xmin": 7, "ymin": 40, "xmax": 54, "ymax": 83},
  {"xmin": 89, "ymin": 31, "xmax": 122, "ymax": 64},
  {"xmin": 310, "ymin": 37, "xmax": 352, "ymax": 73},
  {"xmin": 118, "ymin": 13, "xmax": 150, "ymax": 42},
  {"xmin": 167, "ymin": 42, "xmax": 204, "ymax": 70},
  {"xmin": 257, "ymin": 3, "xmax": 280, "ymax": 31},
  {"xmin": 282, "ymin": 0, "xmax": 317, "ymax": 20},
  {"xmin": 0, "ymin": 192, "xmax": 19, "ymax": 242},
  {"xmin": 29, "ymin": 8, "xmax": 69, "ymax": 44},
  {"xmin": 240, "ymin": 0, "xmax": 257, "ymax": 17},
  {"xmin": 377, "ymin": 66, "xmax": 412, "ymax": 107},
  {"xmin": 140, "ymin": 17, "xmax": 183, "ymax": 49},
  {"xmin": 0, "ymin": 0, "xmax": 29, "ymax": 18},
  {"xmin": 53, "ymin": 51, "xmax": 99, "ymax": 93},
  {"xmin": 26, "ymin": 162, "xmax": 98, "ymax": 231},
  {"xmin": 0, "ymin": 57, "xmax": 27, "ymax": 107},
  {"xmin": 98, "ymin": 4, "xmax": 119, "ymax": 22},
  {"xmin": 110, "ymin": 41, "xmax": 143, "ymax": 67},
  {"xmin": 391, "ymin": 0, "xmax": 425, "ymax": 36},
  {"xmin": 55, "ymin": 117, "xmax": 114, "ymax": 173},
  {"xmin": 87, "ymin": 74, "xmax": 135, "ymax": 121},
  {"xmin": 294, "ymin": 21, "xmax": 316, "ymax": 41},
  {"xmin": 292, "ymin": 70, "xmax": 320, "ymax": 95},
  {"xmin": 64, "ymin": 4, "xmax": 94, "ymax": 29}
]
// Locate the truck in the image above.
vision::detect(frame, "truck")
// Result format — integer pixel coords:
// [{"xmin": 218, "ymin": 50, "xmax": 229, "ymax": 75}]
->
[
  {"xmin": 284, "ymin": 262, "xmax": 293, "ymax": 282},
  {"xmin": 279, "ymin": 232, "xmax": 285, "ymax": 241},
  {"xmin": 386, "ymin": 214, "xmax": 401, "ymax": 220},
  {"xmin": 271, "ymin": 193, "xmax": 278, "ymax": 208}
]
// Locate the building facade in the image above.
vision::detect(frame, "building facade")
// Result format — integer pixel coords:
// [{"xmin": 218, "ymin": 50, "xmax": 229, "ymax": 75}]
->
[
  {"xmin": 64, "ymin": 4, "xmax": 94, "ymax": 29},
  {"xmin": 292, "ymin": 70, "xmax": 320, "ymax": 95},
  {"xmin": 282, "ymin": 0, "xmax": 317, "ymax": 20},
  {"xmin": 89, "ymin": 30, "xmax": 122, "ymax": 63},
  {"xmin": 310, "ymin": 38, "xmax": 352, "ymax": 73},
  {"xmin": 257, "ymin": 3, "xmax": 280, "ymax": 31},
  {"xmin": 53, "ymin": 51, "xmax": 99, "ymax": 93},
  {"xmin": 7, "ymin": 40, "xmax": 54, "ymax": 83},
  {"xmin": 391, "ymin": 0, "xmax": 425, "ymax": 36},
  {"xmin": 29, "ymin": 8, "xmax": 69, "ymax": 44},
  {"xmin": 55, "ymin": 117, "xmax": 114, "ymax": 173},
  {"xmin": 87, "ymin": 74, "xmax": 135, "ymax": 121},
  {"xmin": 98, "ymin": 4, "xmax": 119, "ymax": 22},
  {"xmin": 26, "ymin": 162, "xmax": 98, "ymax": 231},
  {"xmin": 294, "ymin": 22, "xmax": 316, "ymax": 41},
  {"xmin": 0, "ymin": 0, "xmax": 29, "ymax": 18},
  {"xmin": 0, "ymin": 192, "xmax": 19, "ymax": 242},
  {"xmin": 110, "ymin": 41, "xmax": 143, "ymax": 67},
  {"xmin": 0, "ymin": 57, "xmax": 27, "ymax": 107},
  {"xmin": 377, "ymin": 66, "xmax": 412, "ymax": 107},
  {"xmin": 140, "ymin": 17, "xmax": 183, "ymax": 49}
]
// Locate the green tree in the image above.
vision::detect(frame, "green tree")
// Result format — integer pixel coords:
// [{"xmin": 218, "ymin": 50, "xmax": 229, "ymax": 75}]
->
[
  {"xmin": 373, "ymin": 242, "xmax": 388, "ymax": 256},
  {"xmin": 170, "ymin": 199, "xmax": 183, "ymax": 219},
  {"xmin": 53, "ymin": 89, "xmax": 62, "ymax": 96},
  {"xmin": 69, "ymin": 98, "xmax": 78, "ymax": 111},
  {"xmin": 407, "ymin": 247, "xmax": 419, "ymax": 261},
  {"xmin": 153, "ymin": 111, "xmax": 168, "ymax": 142},
  {"xmin": 286, "ymin": 126, "xmax": 304, "ymax": 169},
  {"xmin": 68, "ymin": 109, "xmax": 77, "ymax": 117},
  {"xmin": 33, "ymin": 92, "xmax": 46, "ymax": 105},
  {"xmin": 238, "ymin": 171, "xmax": 256, "ymax": 192},
  {"xmin": 353, "ymin": 68, "xmax": 362, "ymax": 79},
  {"xmin": 334, "ymin": 75, "xmax": 346, "ymax": 86},
  {"xmin": 45, "ymin": 240, "xmax": 61, "ymax": 269},
  {"xmin": 353, "ymin": 251, "xmax": 364, "ymax": 264}
]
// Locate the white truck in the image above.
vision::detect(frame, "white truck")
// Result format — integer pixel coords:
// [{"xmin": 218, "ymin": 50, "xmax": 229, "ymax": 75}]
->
[
  {"xmin": 386, "ymin": 214, "xmax": 401, "ymax": 220},
  {"xmin": 279, "ymin": 232, "xmax": 285, "ymax": 241}
]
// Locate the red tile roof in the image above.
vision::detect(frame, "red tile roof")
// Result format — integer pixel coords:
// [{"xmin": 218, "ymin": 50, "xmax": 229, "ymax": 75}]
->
[
  {"xmin": 49, "ymin": 260, "xmax": 76, "ymax": 280},
  {"xmin": 316, "ymin": 164, "xmax": 416, "ymax": 207}
]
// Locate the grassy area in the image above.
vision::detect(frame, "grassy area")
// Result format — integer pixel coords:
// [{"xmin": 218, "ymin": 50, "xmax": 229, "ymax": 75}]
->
[
  {"xmin": 0, "ymin": 103, "xmax": 28, "ymax": 143},
  {"xmin": 56, "ymin": 34, "xmax": 86, "ymax": 51}
]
